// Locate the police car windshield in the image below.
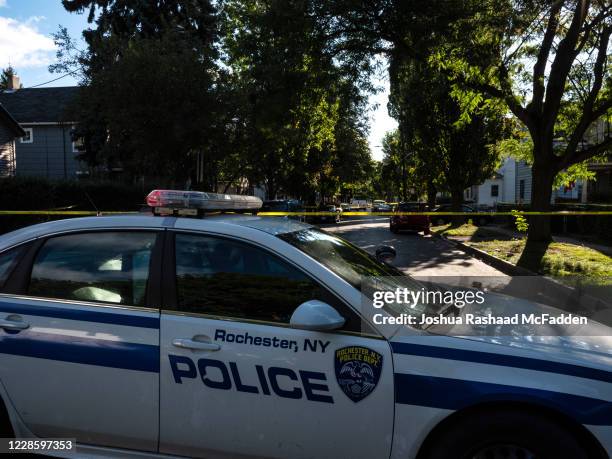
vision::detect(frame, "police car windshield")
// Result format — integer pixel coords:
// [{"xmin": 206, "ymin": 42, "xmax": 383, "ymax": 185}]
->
[{"xmin": 278, "ymin": 228, "xmax": 404, "ymax": 290}]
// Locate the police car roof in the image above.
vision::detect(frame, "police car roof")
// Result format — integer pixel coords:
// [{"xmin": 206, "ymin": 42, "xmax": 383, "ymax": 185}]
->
[{"xmin": 0, "ymin": 214, "xmax": 311, "ymax": 248}]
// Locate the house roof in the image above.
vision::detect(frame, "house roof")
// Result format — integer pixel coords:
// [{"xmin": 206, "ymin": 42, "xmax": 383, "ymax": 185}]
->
[
  {"xmin": 0, "ymin": 86, "xmax": 79, "ymax": 124},
  {"xmin": 0, "ymin": 103, "xmax": 26, "ymax": 137}
]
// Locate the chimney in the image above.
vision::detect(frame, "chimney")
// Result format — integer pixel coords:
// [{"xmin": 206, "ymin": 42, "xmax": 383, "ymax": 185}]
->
[{"xmin": 7, "ymin": 74, "xmax": 20, "ymax": 90}]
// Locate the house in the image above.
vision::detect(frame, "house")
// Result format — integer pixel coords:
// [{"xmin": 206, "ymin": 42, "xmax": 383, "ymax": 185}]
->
[
  {"xmin": 464, "ymin": 172, "xmax": 504, "ymax": 207},
  {"xmin": 464, "ymin": 157, "xmax": 520, "ymax": 206},
  {"xmin": 587, "ymin": 158, "xmax": 612, "ymax": 203},
  {"xmin": 584, "ymin": 118, "xmax": 612, "ymax": 203},
  {"xmin": 0, "ymin": 82, "xmax": 84, "ymax": 180},
  {"xmin": 465, "ymin": 116, "xmax": 612, "ymax": 206},
  {"xmin": 464, "ymin": 156, "xmax": 590, "ymax": 207},
  {"xmin": 0, "ymin": 103, "xmax": 26, "ymax": 177}
]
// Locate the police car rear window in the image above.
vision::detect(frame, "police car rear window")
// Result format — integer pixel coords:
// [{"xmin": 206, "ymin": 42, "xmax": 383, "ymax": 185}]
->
[{"xmin": 28, "ymin": 232, "xmax": 156, "ymax": 306}]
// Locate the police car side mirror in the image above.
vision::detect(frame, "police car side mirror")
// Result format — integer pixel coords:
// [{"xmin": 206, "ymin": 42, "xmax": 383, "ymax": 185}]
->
[
  {"xmin": 376, "ymin": 245, "xmax": 396, "ymax": 263},
  {"xmin": 290, "ymin": 300, "xmax": 346, "ymax": 331}
]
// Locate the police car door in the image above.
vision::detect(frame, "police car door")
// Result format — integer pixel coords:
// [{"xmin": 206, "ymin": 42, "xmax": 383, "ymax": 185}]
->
[
  {"xmin": 0, "ymin": 231, "xmax": 161, "ymax": 452},
  {"xmin": 159, "ymin": 232, "xmax": 394, "ymax": 459}
]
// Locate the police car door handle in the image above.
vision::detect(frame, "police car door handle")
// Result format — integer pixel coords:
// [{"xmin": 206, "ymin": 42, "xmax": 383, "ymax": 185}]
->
[
  {"xmin": 0, "ymin": 319, "xmax": 29, "ymax": 330},
  {"xmin": 172, "ymin": 338, "xmax": 221, "ymax": 351}
]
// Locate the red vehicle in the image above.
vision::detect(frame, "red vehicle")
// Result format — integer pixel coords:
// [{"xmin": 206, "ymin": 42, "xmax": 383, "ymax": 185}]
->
[{"xmin": 390, "ymin": 202, "xmax": 430, "ymax": 235}]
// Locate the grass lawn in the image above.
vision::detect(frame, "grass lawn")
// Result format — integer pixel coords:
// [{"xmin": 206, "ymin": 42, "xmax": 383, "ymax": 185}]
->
[
  {"xmin": 431, "ymin": 223, "xmax": 502, "ymax": 239},
  {"xmin": 434, "ymin": 223, "xmax": 612, "ymax": 277}
]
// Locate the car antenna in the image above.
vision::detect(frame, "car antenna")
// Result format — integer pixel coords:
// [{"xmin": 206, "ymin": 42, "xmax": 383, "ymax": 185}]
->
[{"xmin": 84, "ymin": 191, "xmax": 100, "ymax": 216}]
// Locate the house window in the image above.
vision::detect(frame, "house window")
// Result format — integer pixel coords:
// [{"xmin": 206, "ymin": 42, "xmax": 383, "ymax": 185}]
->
[
  {"xmin": 20, "ymin": 128, "xmax": 33, "ymax": 144},
  {"xmin": 519, "ymin": 180, "xmax": 525, "ymax": 200},
  {"xmin": 491, "ymin": 184, "xmax": 499, "ymax": 197}
]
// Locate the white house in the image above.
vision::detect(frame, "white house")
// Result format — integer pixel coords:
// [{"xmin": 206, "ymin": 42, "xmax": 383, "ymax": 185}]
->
[{"xmin": 465, "ymin": 157, "xmax": 586, "ymax": 207}]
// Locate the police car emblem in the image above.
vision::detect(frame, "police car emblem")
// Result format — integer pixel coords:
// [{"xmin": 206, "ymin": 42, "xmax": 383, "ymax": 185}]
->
[{"xmin": 334, "ymin": 346, "xmax": 382, "ymax": 402}]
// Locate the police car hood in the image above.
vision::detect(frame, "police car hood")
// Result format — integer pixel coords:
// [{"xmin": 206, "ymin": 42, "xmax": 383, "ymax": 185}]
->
[{"xmin": 406, "ymin": 291, "xmax": 612, "ymax": 368}]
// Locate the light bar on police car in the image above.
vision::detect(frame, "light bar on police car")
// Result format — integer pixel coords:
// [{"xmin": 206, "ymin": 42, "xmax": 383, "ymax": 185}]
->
[{"xmin": 146, "ymin": 189, "xmax": 262, "ymax": 214}]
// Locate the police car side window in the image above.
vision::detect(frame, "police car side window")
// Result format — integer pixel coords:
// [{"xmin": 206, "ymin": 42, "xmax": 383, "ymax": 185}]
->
[
  {"xmin": 175, "ymin": 233, "xmax": 327, "ymax": 323},
  {"xmin": 28, "ymin": 232, "xmax": 156, "ymax": 306}
]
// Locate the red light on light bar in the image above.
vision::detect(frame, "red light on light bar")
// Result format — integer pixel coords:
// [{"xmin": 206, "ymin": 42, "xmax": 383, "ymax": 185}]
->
[{"xmin": 146, "ymin": 190, "xmax": 162, "ymax": 207}]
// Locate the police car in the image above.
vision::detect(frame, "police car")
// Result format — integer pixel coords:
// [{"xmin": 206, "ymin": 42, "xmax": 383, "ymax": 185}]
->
[{"xmin": 0, "ymin": 190, "xmax": 609, "ymax": 459}]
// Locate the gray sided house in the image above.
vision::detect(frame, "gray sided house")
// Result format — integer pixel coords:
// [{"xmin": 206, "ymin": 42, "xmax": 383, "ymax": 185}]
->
[
  {"xmin": 0, "ymin": 104, "xmax": 26, "ymax": 177},
  {"xmin": 0, "ymin": 87, "xmax": 84, "ymax": 179}
]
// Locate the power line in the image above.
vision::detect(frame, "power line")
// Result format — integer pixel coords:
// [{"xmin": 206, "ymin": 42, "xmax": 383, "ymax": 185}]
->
[{"xmin": 26, "ymin": 70, "xmax": 79, "ymax": 89}]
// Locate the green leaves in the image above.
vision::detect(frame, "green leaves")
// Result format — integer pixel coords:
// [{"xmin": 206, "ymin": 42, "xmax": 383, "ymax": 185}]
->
[
  {"xmin": 511, "ymin": 209, "xmax": 529, "ymax": 233},
  {"xmin": 219, "ymin": 0, "xmax": 371, "ymax": 200}
]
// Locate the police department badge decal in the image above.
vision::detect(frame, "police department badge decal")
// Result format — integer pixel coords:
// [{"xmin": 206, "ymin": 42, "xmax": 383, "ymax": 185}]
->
[{"xmin": 334, "ymin": 346, "xmax": 383, "ymax": 402}]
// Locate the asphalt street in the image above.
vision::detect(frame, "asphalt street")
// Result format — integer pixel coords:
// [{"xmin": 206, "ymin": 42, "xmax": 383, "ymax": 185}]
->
[
  {"xmin": 321, "ymin": 217, "xmax": 505, "ymax": 277},
  {"xmin": 321, "ymin": 218, "xmax": 612, "ymax": 325}
]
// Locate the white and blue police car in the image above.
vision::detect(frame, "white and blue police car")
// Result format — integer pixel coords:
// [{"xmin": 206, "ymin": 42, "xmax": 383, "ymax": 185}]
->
[{"xmin": 0, "ymin": 190, "xmax": 609, "ymax": 458}]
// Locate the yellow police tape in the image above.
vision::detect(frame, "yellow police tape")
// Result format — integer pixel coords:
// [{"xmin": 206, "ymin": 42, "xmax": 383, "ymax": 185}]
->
[
  {"xmin": 0, "ymin": 210, "xmax": 610, "ymax": 216},
  {"xmin": 0, "ymin": 211, "xmax": 138, "ymax": 215},
  {"xmin": 258, "ymin": 211, "xmax": 612, "ymax": 216}
]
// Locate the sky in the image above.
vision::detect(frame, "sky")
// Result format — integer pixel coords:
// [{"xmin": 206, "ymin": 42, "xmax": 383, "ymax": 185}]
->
[{"xmin": 0, "ymin": 0, "xmax": 396, "ymax": 160}]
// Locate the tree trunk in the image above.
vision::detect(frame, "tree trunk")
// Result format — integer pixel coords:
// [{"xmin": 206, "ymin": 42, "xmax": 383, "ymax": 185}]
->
[
  {"xmin": 516, "ymin": 158, "xmax": 555, "ymax": 272},
  {"xmin": 450, "ymin": 188, "xmax": 464, "ymax": 226},
  {"xmin": 266, "ymin": 181, "xmax": 277, "ymax": 201},
  {"xmin": 426, "ymin": 180, "xmax": 437, "ymax": 208},
  {"xmin": 401, "ymin": 160, "xmax": 408, "ymax": 202}
]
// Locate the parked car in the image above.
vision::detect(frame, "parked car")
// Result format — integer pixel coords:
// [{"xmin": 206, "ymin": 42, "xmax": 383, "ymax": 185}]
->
[
  {"xmin": 260, "ymin": 200, "xmax": 305, "ymax": 221},
  {"xmin": 432, "ymin": 204, "xmax": 491, "ymax": 226},
  {"xmin": 373, "ymin": 200, "xmax": 392, "ymax": 212},
  {"xmin": 307, "ymin": 204, "xmax": 342, "ymax": 224},
  {"xmin": 372, "ymin": 200, "xmax": 385, "ymax": 210},
  {"xmin": 374, "ymin": 203, "xmax": 392, "ymax": 213},
  {"xmin": 350, "ymin": 198, "xmax": 371, "ymax": 210},
  {"xmin": 390, "ymin": 202, "xmax": 430, "ymax": 234},
  {"xmin": 339, "ymin": 203, "xmax": 351, "ymax": 211}
]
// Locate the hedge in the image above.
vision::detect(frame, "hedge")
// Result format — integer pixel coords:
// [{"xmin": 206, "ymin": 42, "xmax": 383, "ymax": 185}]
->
[
  {"xmin": 496, "ymin": 202, "xmax": 612, "ymax": 243},
  {"xmin": 0, "ymin": 177, "xmax": 147, "ymax": 234}
]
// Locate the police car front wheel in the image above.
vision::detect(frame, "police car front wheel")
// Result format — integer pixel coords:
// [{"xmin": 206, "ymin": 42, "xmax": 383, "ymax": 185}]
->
[{"xmin": 422, "ymin": 409, "xmax": 591, "ymax": 459}]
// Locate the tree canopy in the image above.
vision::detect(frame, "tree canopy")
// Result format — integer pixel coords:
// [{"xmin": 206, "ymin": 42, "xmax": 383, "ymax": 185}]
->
[
  {"xmin": 432, "ymin": 0, "xmax": 611, "ymax": 267},
  {"xmin": 53, "ymin": 0, "xmax": 375, "ymax": 201}
]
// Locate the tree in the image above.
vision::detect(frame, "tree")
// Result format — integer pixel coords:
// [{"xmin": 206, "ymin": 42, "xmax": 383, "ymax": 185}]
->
[
  {"xmin": 390, "ymin": 53, "xmax": 508, "ymax": 217},
  {"xmin": 388, "ymin": 60, "xmax": 446, "ymax": 206},
  {"xmin": 0, "ymin": 66, "xmax": 20, "ymax": 89},
  {"xmin": 312, "ymin": 0, "xmax": 510, "ymax": 210},
  {"xmin": 378, "ymin": 131, "xmax": 404, "ymax": 200},
  {"xmin": 221, "ymin": 0, "xmax": 372, "ymax": 201},
  {"xmin": 54, "ymin": 0, "xmax": 219, "ymax": 183},
  {"xmin": 436, "ymin": 0, "xmax": 612, "ymax": 268}
]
